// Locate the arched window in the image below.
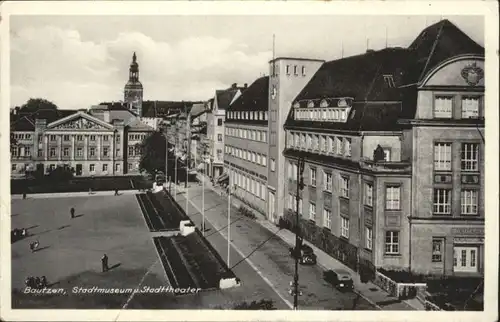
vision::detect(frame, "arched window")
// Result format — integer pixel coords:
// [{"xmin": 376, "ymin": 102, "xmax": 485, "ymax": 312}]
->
[
  {"xmin": 320, "ymin": 99, "xmax": 328, "ymax": 108},
  {"xmin": 307, "ymin": 100, "xmax": 315, "ymax": 108}
]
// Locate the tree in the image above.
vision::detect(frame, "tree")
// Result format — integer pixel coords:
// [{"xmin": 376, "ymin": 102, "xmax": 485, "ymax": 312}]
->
[
  {"xmin": 47, "ymin": 165, "xmax": 74, "ymax": 182},
  {"xmin": 232, "ymin": 299, "xmax": 275, "ymax": 310},
  {"xmin": 139, "ymin": 132, "xmax": 166, "ymax": 176},
  {"xmin": 20, "ymin": 98, "xmax": 58, "ymax": 113}
]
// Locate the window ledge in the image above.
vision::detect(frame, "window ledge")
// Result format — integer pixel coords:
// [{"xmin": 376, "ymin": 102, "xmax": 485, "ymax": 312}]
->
[
  {"xmin": 364, "ymin": 248, "xmax": 373, "ymax": 252},
  {"xmin": 384, "ymin": 253, "xmax": 401, "ymax": 257},
  {"xmin": 339, "ymin": 196, "xmax": 349, "ymax": 201}
]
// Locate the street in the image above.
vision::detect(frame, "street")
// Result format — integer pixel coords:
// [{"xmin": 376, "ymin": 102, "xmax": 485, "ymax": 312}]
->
[{"xmin": 173, "ymin": 183, "xmax": 375, "ymax": 310}]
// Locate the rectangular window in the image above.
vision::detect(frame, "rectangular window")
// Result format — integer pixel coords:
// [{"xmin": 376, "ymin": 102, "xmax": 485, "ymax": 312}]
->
[
  {"xmin": 103, "ymin": 135, "xmax": 109, "ymax": 141},
  {"xmin": 12, "ymin": 164, "xmax": 16, "ymax": 171},
  {"xmin": 286, "ymin": 65, "xmax": 290, "ymax": 75},
  {"xmin": 341, "ymin": 217, "xmax": 349, "ymax": 238},
  {"xmin": 63, "ymin": 135, "xmax": 70, "ymax": 141},
  {"xmin": 432, "ymin": 238, "xmax": 444, "ymax": 262},
  {"xmin": 270, "ymin": 158, "xmax": 276, "ymax": 172},
  {"xmin": 218, "ymin": 134, "xmax": 223, "ymax": 142},
  {"xmin": 217, "ymin": 118, "xmax": 223, "ymax": 126},
  {"xmin": 25, "ymin": 147, "xmax": 31, "ymax": 156},
  {"xmin": 434, "ymin": 96, "xmax": 453, "ymax": 118},
  {"xmin": 115, "ymin": 163, "xmax": 121, "ymax": 172},
  {"xmin": 324, "ymin": 172, "xmax": 332, "ymax": 192},
  {"xmin": 385, "ymin": 231, "xmax": 399, "ymax": 254},
  {"xmin": 301, "ymin": 66, "xmax": 306, "ymax": 76},
  {"xmin": 102, "ymin": 164, "xmax": 108, "ymax": 172},
  {"xmin": 103, "ymin": 147, "xmax": 109, "ymax": 157},
  {"xmin": 262, "ymin": 156, "xmax": 267, "ymax": 166},
  {"xmin": 365, "ymin": 182, "xmax": 373, "ymax": 207},
  {"xmin": 262, "ymin": 131, "xmax": 267, "ymax": 142},
  {"xmin": 293, "ymin": 65, "xmax": 298, "ymax": 75},
  {"xmin": 365, "ymin": 227, "xmax": 373, "ymax": 250},
  {"xmin": 470, "ymin": 249, "xmax": 476, "ymax": 267},
  {"xmin": 385, "ymin": 186, "xmax": 401, "ymax": 210},
  {"xmin": 50, "ymin": 147, "xmax": 56, "ymax": 157},
  {"xmin": 461, "ymin": 143, "xmax": 479, "ymax": 171},
  {"xmin": 309, "ymin": 202, "xmax": 316, "ymax": 221},
  {"xmin": 128, "ymin": 163, "xmax": 133, "ymax": 171},
  {"xmin": 335, "ymin": 137, "xmax": 342, "ymax": 154},
  {"xmin": 128, "ymin": 146, "xmax": 134, "ymax": 156},
  {"xmin": 434, "ymin": 189, "xmax": 452, "ymax": 215},
  {"xmin": 461, "ymin": 190, "xmax": 478, "ymax": 215},
  {"xmin": 310, "ymin": 167, "xmax": 316, "ymax": 187},
  {"xmin": 63, "ymin": 147, "xmax": 69, "ymax": 157},
  {"xmin": 462, "ymin": 97, "xmax": 480, "ymax": 118},
  {"xmin": 323, "ymin": 208, "xmax": 331, "ymax": 228},
  {"xmin": 345, "ymin": 138, "xmax": 351, "ymax": 157},
  {"xmin": 77, "ymin": 148, "xmax": 83, "ymax": 157},
  {"xmin": 321, "ymin": 135, "xmax": 327, "ymax": 152},
  {"xmin": 434, "ymin": 143, "xmax": 452, "ymax": 171},
  {"xmin": 50, "ymin": 135, "xmax": 56, "ymax": 141},
  {"xmin": 90, "ymin": 147, "xmax": 95, "ymax": 156},
  {"xmin": 306, "ymin": 134, "xmax": 312, "ymax": 148},
  {"xmin": 89, "ymin": 164, "xmax": 95, "ymax": 172},
  {"xmin": 38, "ymin": 149, "xmax": 43, "ymax": 157},
  {"xmin": 90, "ymin": 135, "xmax": 96, "ymax": 141},
  {"xmin": 340, "ymin": 176, "xmax": 349, "ymax": 198},
  {"xmin": 77, "ymin": 135, "xmax": 83, "ymax": 141}
]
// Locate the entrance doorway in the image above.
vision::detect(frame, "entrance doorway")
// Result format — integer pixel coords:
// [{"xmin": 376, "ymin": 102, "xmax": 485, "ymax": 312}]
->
[
  {"xmin": 453, "ymin": 246, "xmax": 479, "ymax": 273},
  {"xmin": 76, "ymin": 164, "xmax": 82, "ymax": 176}
]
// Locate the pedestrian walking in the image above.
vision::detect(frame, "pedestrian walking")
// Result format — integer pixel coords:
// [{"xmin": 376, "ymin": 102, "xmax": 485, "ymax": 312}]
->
[
  {"xmin": 88, "ymin": 187, "xmax": 93, "ymax": 195},
  {"xmin": 101, "ymin": 254, "xmax": 109, "ymax": 272},
  {"xmin": 23, "ymin": 192, "xmax": 27, "ymax": 200},
  {"xmin": 70, "ymin": 207, "xmax": 75, "ymax": 219},
  {"xmin": 114, "ymin": 188, "xmax": 119, "ymax": 196}
]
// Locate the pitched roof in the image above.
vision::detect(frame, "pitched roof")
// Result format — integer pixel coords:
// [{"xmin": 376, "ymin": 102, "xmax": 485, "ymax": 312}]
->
[
  {"xmin": 141, "ymin": 101, "xmax": 203, "ymax": 118},
  {"xmin": 287, "ymin": 19, "xmax": 484, "ymax": 133},
  {"xmin": 189, "ymin": 102, "xmax": 207, "ymax": 118},
  {"xmin": 406, "ymin": 19, "xmax": 484, "ymax": 85},
  {"xmin": 11, "ymin": 116, "xmax": 35, "ymax": 131},
  {"xmin": 294, "ymin": 47, "xmax": 410, "ymax": 103},
  {"xmin": 227, "ymin": 76, "xmax": 269, "ymax": 112},
  {"xmin": 215, "ymin": 86, "xmax": 245, "ymax": 110},
  {"xmin": 126, "ymin": 117, "xmax": 155, "ymax": 132}
]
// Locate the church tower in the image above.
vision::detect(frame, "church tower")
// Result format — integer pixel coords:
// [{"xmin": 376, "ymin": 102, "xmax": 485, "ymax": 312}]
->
[{"xmin": 124, "ymin": 52, "xmax": 144, "ymax": 116}]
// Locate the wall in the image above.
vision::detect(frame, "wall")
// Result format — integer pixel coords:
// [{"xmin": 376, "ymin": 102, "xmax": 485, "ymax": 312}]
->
[
  {"xmin": 362, "ymin": 135, "xmax": 402, "ymax": 161},
  {"xmin": 268, "ymin": 58, "xmax": 324, "ymax": 223}
]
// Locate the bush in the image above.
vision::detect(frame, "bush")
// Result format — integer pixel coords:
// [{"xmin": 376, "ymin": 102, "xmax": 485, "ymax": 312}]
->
[
  {"xmin": 377, "ymin": 268, "xmax": 427, "ymax": 283},
  {"xmin": 238, "ymin": 205, "xmax": 256, "ymax": 220},
  {"xmin": 46, "ymin": 165, "xmax": 74, "ymax": 182}
]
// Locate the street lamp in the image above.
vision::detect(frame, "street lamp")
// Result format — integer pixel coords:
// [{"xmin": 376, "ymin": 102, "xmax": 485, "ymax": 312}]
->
[
  {"xmin": 293, "ymin": 156, "xmax": 305, "ymax": 310},
  {"xmin": 227, "ymin": 177, "xmax": 237, "ymax": 268}
]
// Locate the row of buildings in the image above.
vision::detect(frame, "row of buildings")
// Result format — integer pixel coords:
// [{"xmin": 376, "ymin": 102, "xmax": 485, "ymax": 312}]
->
[
  {"xmin": 10, "ymin": 20, "xmax": 485, "ymax": 278},
  {"xmin": 200, "ymin": 19, "xmax": 485, "ymax": 277}
]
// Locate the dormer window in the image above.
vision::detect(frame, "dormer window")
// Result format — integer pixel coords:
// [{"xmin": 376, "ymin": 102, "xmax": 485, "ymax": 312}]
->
[
  {"xmin": 259, "ymin": 111, "xmax": 264, "ymax": 120},
  {"xmin": 286, "ymin": 65, "xmax": 290, "ymax": 75},
  {"xmin": 320, "ymin": 99, "xmax": 328, "ymax": 108},
  {"xmin": 293, "ymin": 102, "xmax": 300, "ymax": 109},
  {"xmin": 307, "ymin": 100, "xmax": 315, "ymax": 108},
  {"xmin": 294, "ymin": 65, "xmax": 298, "ymax": 75},
  {"xmin": 302, "ymin": 66, "xmax": 306, "ymax": 76},
  {"xmin": 383, "ymin": 75, "xmax": 396, "ymax": 88}
]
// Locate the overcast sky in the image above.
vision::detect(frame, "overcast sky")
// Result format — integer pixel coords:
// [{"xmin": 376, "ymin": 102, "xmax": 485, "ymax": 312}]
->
[{"xmin": 10, "ymin": 15, "xmax": 484, "ymax": 110}]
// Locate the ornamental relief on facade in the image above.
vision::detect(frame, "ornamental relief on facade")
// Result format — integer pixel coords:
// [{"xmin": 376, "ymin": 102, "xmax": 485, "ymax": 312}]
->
[{"xmin": 53, "ymin": 118, "xmax": 107, "ymax": 130}]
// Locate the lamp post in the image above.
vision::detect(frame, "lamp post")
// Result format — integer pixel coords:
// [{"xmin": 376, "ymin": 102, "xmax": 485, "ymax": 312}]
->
[
  {"xmin": 174, "ymin": 119, "xmax": 178, "ymax": 200},
  {"xmin": 227, "ymin": 177, "xmax": 236, "ymax": 268},
  {"xmin": 293, "ymin": 157, "xmax": 305, "ymax": 310}
]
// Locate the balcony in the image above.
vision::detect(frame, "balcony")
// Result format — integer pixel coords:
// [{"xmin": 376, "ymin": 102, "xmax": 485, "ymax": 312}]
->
[{"xmin": 359, "ymin": 159, "xmax": 411, "ymax": 173}]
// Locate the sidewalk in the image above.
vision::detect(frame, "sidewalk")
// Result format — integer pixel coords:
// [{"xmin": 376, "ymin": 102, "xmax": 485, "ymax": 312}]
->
[{"xmin": 188, "ymin": 173, "xmax": 424, "ymax": 311}]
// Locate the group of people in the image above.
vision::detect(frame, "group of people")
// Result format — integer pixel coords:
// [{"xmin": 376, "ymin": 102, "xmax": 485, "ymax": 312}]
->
[
  {"xmin": 29, "ymin": 240, "xmax": 40, "ymax": 252},
  {"xmin": 25, "ymin": 276, "xmax": 48, "ymax": 289},
  {"xmin": 11, "ymin": 228, "xmax": 28, "ymax": 242}
]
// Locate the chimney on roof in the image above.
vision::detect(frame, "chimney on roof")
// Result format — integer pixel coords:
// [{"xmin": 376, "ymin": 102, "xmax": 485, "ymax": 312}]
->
[
  {"xmin": 232, "ymin": 83, "xmax": 237, "ymax": 89},
  {"xmin": 244, "ymin": 83, "xmax": 248, "ymax": 88}
]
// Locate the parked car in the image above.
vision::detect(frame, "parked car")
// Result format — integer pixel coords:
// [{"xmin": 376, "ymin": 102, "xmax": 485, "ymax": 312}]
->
[
  {"xmin": 324, "ymin": 269, "xmax": 354, "ymax": 292},
  {"xmin": 289, "ymin": 244, "xmax": 317, "ymax": 265}
]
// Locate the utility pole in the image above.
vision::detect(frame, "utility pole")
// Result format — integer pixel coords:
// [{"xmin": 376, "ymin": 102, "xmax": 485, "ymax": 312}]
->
[{"xmin": 293, "ymin": 157, "xmax": 305, "ymax": 310}]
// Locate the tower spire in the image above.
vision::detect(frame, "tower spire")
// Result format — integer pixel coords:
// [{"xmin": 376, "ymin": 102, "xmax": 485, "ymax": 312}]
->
[{"xmin": 133, "ymin": 52, "xmax": 137, "ymax": 63}]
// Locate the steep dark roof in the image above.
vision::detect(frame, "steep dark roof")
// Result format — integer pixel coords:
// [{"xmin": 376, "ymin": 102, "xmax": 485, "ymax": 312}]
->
[
  {"xmin": 11, "ymin": 116, "xmax": 35, "ymax": 131},
  {"xmin": 228, "ymin": 76, "xmax": 269, "ymax": 112},
  {"xmin": 141, "ymin": 101, "xmax": 201, "ymax": 118},
  {"xmin": 406, "ymin": 19, "xmax": 484, "ymax": 84},
  {"xmin": 295, "ymin": 48, "xmax": 409, "ymax": 103},
  {"xmin": 287, "ymin": 19, "xmax": 484, "ymax": 133},
  {"xmin": 215, "ymin": 88, "xmax": 241, "ymax": 110}
]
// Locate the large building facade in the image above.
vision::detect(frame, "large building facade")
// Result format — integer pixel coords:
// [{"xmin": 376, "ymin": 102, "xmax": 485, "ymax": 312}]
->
[
  {"xmin": 224, "ymin": 77, "xmax": 269, "ymax": 215},
  {"xmin": 267, "ymin": 58, "xmax": 325, "ymax": 223},
  {"xmin": 281, "ymin": 20, "xmax": 484, "ymax": 277},
  {"xmin": 11, "ymin": 104, "xmax": 154, "ymax": 177},
  {"xmin": 206, "ymin": 84, "xmax": 245, "ymax": 180}
]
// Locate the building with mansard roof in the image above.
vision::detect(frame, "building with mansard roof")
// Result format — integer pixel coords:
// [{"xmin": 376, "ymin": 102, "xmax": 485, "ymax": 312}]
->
[
  {"xmin": 282, "ymin": 19, "xmax": 484, "ymax": 276},
  {"xmin": 10, "ymin": 104, "xmax": 155, "ymax": 178}
]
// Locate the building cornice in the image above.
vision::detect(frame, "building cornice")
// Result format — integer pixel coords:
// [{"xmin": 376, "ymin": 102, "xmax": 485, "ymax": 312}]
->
[{"xmin": 398, "ymin": 118, "xmax": 485, "ymax": 127}]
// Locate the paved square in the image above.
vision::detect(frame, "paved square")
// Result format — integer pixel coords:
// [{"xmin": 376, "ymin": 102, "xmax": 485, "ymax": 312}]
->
[{"xmin": 11, "ymin": 194, "xmax": 168, "ymax": 308}]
